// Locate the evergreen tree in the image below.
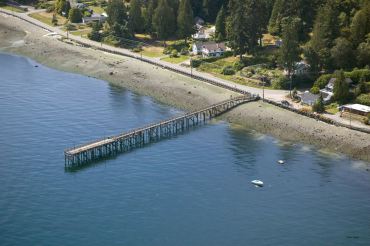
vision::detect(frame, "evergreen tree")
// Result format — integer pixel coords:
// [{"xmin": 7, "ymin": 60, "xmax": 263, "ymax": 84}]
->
[
  {"xmin": 106, "ymin": 0, "xmax": 128, "ymax": 26},
  {"xmin": 52, "ymin": 14, "xmax": 58, "ymax": 26},
  {"xmin": 357, "ymin": 34, "xmax": 370, "ymax": 67},
  {"xmin": 227, "ymin": 0, "xmax": 259, "ymax": 59},
  {"xmin": 153, "ymin": 0, "xmax": 176, "ymax": 43},
  {"xmin": 88, "ymin": 22, "xmax": 103, "ymax": 42},
  {"xmin": 55, "ymin": 0, "xmax": 70, "ymax": 15},
  {"xmin": 144, "ymin": 0, "xmax": 156, "ymax": 34},
  {"xmin": 312, "ymin": 94, "xmax": 325, "ymax": 113},
  {"xmin": 177, "ymin": 0, "xmax": 194, "ymax": 43},
  {"xmin": 333, "ymin": 70, "xmax": 350, "ymax": 104},
  {"xmin": 331, "ymin": 37, "xmax": 355, "ymax": 69},
  {"xmin": 309, "ymin": 1, "xmax": 339, "ymax": 70},
  {"xmin": 129, "ymin": 0, "xmax": 144, "ymax": 33},
  {"xmin": 350, "ymin": 5, "xmax": 370, "ymax": 47},
  {"xmin": 202, "ymin": 0, "xmax": 209, "ymax": 20},
  {"xmin": 215, "ymin": 5, "xmax": 226, "ymax": 41},
  {"xmin": 279, "ymin": 17, "xmax": 301, "ymax": 77},
  {"xmin": 68, "ymin": 8, "xmax": 82, "ymax": 23}
]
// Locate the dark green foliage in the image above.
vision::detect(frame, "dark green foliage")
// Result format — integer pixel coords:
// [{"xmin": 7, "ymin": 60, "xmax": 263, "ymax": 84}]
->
[
  {"xmin": 177, "ymin": 0, "xmax": 194, "ymax": 42},
  {"xmin": 153, "ymin": 0, "xmax": 176, "ymax": 41},
  {"xmin": 227, "ymin": 0, "xmax": 260, "ymax": 59},
  {"xmin": 222, "ymin": 66, "xmax": 235, "ymax": 75},
  {"xmin": 344, "ymin": 69, "xmax": 370, "ymax": 84},
  {"xmin": 333, "ymin": 70, "xmax": 350, "ymax": 104},
  {"xmin": 52, "ymin": 14, "xmax": 58, "ymax": 26},
  {"xmin": 191, "ymin": 59, "xmax": 202, "ymax": 68},
  {"xmin": 356, "ymin": 35, "xmax": 370, "ymax": 67},
  {"xmin": 215, "ymin": 5, "xmax": 226, "ymax": 41},
  {"xmin": 233, "ymin": 60, "xmax": 245, "ymax": 71},
  {"xmin": 312, "ymin": 94, "xmax": 325, "ymax": 113},
  {"xmin": 350, "ymin": 4, "xmax": 370, "ymax": 47},
  {"xmin": 88, "ymin": 22, "xmax": 102, "ymax": 41},
  {"xmin": 106, "ymin": 0, "xmax": 128, "ymax": 26},
  {"xmin": 313, "ymin": 74, "xmax": 332, "ymax": 89},
  {"xmin": 272, "ymin": 76, "xmax": 289, "ymax": 89},
  {"xmin": 129, "ymin": 0, "xmax": 144, "ymax": 33},
  {"xmin": 143, "ymin": 0, "xmax": 156, "ymax": 34},
  {"xmin": 68, "ymin": 8, "xmax": 82, "ymax": 23},
  {"xmin": 310, "ymin": 86, "xmax": 320, "ymax": 94},
  {"xmin": 278, "ymin": 17, "xmax": 301, "ymax": 76},
  {"xmin": 308, "ymin": 1, "xmax": 339, "ymax": 70},
  {"xmin": 55, "ymin": 0, "xmax": 70, "ymax": 16},
  {"xmin": 331, "ymin": 37, "xmax": 355, "ymax": 70},
  {"xmin": 355, "ymin": 94, "xmax": 370, "ymax": 106}
]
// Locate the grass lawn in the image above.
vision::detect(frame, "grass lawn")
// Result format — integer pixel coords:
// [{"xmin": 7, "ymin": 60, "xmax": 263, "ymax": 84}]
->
[
  {"xmin": 90, "ymin": 6, "xmax": 105, "ymax": 14},
  {"xmin": 0, "ymin": 5, "xmax": 26, "ymax": 13},
  {"xmin": 141, "ymin": 46, "xmax": 164, "ymax": 58},
  {"xmin": 70, "ymin": 28, "xmax": 91, "ymax": 38},
  {"xmin": 29, "ymin": 12, "xmax": 67, "ymax": 26},
  {"xmin": 161, "ymin": 55, "xmax": 189, "ymax": 64},
  {"xmin": 325, "ymin": 103, "xmax": 339, "ymax": 114}
]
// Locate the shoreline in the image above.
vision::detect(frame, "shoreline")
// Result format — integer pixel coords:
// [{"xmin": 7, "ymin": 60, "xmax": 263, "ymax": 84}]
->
[{"xmin": 0, "ymin": 14, "xmax": 369, "ymax": 162}]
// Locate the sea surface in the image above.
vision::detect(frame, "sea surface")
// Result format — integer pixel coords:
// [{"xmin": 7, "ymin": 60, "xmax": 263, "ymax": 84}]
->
[{"xmin": 0, "ymin": 53, "xmax": 369, "ymax": 246}]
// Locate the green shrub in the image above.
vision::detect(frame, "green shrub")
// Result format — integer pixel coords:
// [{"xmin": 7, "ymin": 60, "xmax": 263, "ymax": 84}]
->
[
  {"xmin": 312, "ymin": 95, "xmax": 325, "ymax": 113},
  {"xmin": 68, "ymin": 8, "xmax": 82, "ymax": 23},
  {"xmin": 364, "ymin": 114, "xmax": 370, "ymax": 125},
  {"xmin": 170, "ymin": 50, "xmax": 178, "ymax": 58},
  {"xmin": 355, "ymin": 93, "xmax": 370, "ymax": 106},
  {"xmin": 272, "ymin": 76, "xmax": 289, "ymax": 89},
  {"xmin": 180, "ymin": 48, "xmax": 188, "ymax": 55},
  {"xmin": 233, "ymin": 60, "xmax": 245, "ymax": 71},
  {"xmin": 46, "ymin": 5, "xmax": 55, "ymax": 12},
  {"xmin": 222, "ymin": 66, "xmax": 235, "ymax": 75},
  {"xmin": 191, "ymin": 59, "xmax": 202, "ymax": 68},
  {"xmin": 310, "ymin": 86, "xmax": 320, "ymax": 94},
  {"xmin": 313, "ymin": 74, "xmax": 332, "ymax": 89},
  {"xmin": 344, "ymin": 69, "xmax": 370, "ymax": 84}
]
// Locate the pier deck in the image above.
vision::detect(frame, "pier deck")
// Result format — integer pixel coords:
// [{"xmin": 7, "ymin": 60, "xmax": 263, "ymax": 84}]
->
[{"xmin": 64, "ymin": 94, "xmax": 259, "ymax": 168}]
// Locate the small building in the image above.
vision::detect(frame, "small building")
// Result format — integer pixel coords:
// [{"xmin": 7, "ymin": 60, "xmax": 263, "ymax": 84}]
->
[
  {"xmin": 284, "ymin": 61, "xmax": 310, "ymax": 76},
  {"xmin": 82, "ymin": 14, "xmax": 107, "ymax": 24},
  {"xmin": 192, "ymin": 26, "xmax": 215, "ymax": 40},
  {"xmin": 319, "ymin": 77, "xmax": 353, "ymax": 103},
  {"xmin": 192, "ymin": 41, "xmax": 226, "ymax": 57},
  {"xmin": 338, "ymin": 104, "xmax": 370, "ymax": 116},
  {"xmin": 274, "ymin": 39, "xmax": 283, "ymax": 47},
  {"xmin": 298, "ymin": 91, "xmax": 319, "ymax": 106}
]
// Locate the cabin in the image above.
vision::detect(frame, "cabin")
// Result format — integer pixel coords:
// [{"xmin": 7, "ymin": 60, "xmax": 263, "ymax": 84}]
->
[
  {"xmin": 192, "ymin": 41, "xmax": 226, "ymax": 58},
  {"xmin": 338, "ymin": 104, "xmax": 370, "ymax": 116}
]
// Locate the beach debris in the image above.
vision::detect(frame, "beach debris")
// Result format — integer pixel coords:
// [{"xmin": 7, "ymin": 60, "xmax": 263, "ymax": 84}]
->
[
  {"xmin": 109, "ymin": 71, "xmax": 114, "ymax": 75},
  {"xmin": 278, "ymin": 160, "xmax": 285, "ymax": 164},
  {"xmin": 251, "ymin": 180, "xmax": 264, "ymax": 187}
]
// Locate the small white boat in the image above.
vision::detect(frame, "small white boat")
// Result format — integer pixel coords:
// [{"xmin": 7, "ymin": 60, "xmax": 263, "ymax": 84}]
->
[
  {"xmin": 278, "ymin": 160, "xmax": 285, "ymax": 164},
  {"xmin": 251, "ymin": 180, "xmax": 264, "ymax": 187}
]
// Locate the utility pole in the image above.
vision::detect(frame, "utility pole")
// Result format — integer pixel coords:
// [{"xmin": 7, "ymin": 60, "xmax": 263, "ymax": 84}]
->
[
  {"xmin": 190, "ymin": 57, "xmax": 193, "ymax": 78},
  {"xmin": 290, "ymin": 73, "xmax": 293, "ymax": 98}
]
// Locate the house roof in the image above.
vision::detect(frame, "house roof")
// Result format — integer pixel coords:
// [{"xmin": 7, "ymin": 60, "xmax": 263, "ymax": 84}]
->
[
  {"xmin": 194, "ymin": 42, "xmax": 226, "ymax": 51},
  {"xmin": 299, "ymin": 91, "xmax": 319, "ymax": 105},
  {"xmin": 328, "ymin": 77, "xmax": 353, "ymax": 86},
  {"xmin": 340, "ymin": 104, "xmax": 370, "ymax": 113}
]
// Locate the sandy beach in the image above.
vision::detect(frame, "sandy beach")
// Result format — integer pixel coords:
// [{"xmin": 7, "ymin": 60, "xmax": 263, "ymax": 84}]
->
[{"xmin": 0, "ymin": 14, "xmax": 369, "ymax": 162}]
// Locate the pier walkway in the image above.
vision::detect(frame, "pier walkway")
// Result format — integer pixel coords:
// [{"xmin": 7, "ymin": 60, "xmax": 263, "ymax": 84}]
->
[{"xmin": 64, "ymin": 94, "xmax": 259, "ymax": 168}]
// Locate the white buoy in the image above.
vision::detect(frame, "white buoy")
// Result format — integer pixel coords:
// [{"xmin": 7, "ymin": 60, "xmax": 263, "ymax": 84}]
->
[
  {"xmin": 278, "ymin": 160, "xmax": 285, "ymax": 164},
  {"xmin": 251, "ymin": 180, "xmax": 264, "ymax": 187}
]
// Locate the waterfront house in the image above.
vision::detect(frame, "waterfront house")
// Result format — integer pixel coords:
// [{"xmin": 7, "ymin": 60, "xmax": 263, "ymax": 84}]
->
[
  {"xmin": 192, "ymin": 41, "xmax": 226, "ymax": 57},
  {"xmin": 338, "ymin": 104, "xmax": 370, "ymax": 116},
  {"xmin": 192, "ymin": 26, "xmax": 215, "ymax": 40},
  {"xmin": 284, "ymin": 61, "xmax": 310, "ymax": 76},
  {"xmin": 298, "ymin": 91, "xmax": 319, "ymax": 106}
]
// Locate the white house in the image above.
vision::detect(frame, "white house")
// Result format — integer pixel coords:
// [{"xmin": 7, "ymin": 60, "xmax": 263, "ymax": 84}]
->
[
  {"xmin": 193, "ymin": 42, "xmax": 226, "ymax": 57},
  {"xmin": 339, "ymin": 104, "xmax": 370, "ymax": 116},
  {"xmin": 192, "ymin": 26, "xmax": 215, "ymax": 40}
]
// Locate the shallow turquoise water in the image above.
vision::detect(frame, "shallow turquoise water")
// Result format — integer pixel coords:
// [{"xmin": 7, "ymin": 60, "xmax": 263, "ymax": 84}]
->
[{"xmin": 0, "ymin": 53, "xmax": 369, "ymax": 246}]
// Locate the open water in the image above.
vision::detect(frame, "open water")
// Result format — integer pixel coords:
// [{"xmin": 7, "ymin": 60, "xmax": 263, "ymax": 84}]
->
[{"xmin": 0, "ymin": 53, "xmax": 369, "ymax": 245}]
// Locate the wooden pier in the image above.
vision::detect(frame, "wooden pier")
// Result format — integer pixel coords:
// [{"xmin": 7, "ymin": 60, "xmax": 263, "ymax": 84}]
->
[{"xmin": 64, "ymin": 94, "xmax": 258, "ymax": 168}]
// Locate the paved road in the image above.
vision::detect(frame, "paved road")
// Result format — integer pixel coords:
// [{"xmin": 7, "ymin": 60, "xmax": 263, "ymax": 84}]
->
[{"xmin": 1, "ymin": 8, "xmax": 289, "ymax": 102}]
